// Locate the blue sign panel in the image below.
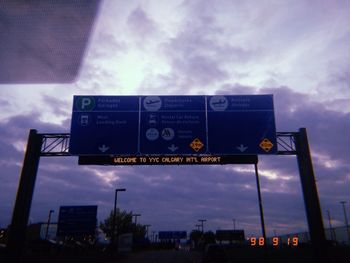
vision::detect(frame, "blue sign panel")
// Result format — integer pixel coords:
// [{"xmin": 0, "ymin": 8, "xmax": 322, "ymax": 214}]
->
[
  {"xmin": 70, "ymin": 96, "xmax": 139, "ymax": 155},
  {"xmin": 207, "ymin": 95, "xmax": 277, "ymax": 154},
  {"xmin": 57, "ymin": 205, "xmax": 97, "ymax": 237},
  {"xmin": 158, "ymin": 231, "xmax": 187, "ymax": 239},
  {"xmin": 139, "ymin": 96, "xmax": 206, "ymax": 154},
  {"xmin": 69, "ymin": 95, "xmax": 277, "ymax": 155}
]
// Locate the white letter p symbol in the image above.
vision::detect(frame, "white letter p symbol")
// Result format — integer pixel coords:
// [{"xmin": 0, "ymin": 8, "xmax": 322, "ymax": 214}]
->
[{"xmin": 81, "ymin": 98, "xmax": 91, "ymax": 110}]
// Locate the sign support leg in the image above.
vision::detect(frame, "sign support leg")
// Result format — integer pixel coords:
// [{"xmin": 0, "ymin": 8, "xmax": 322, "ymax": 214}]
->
[
  {"xmin": 295, "ymin": 128, "xmax": 328, "ymax": 262},
  {"xmin": 254, "ymin": 163, "xmax": 266, "ymax": 241},
  {"xmin": 7, "ymin": 129, "xmax": 42, "ymax": 262}
]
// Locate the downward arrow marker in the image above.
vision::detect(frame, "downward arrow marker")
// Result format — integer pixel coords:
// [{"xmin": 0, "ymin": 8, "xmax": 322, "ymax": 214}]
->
[
  {"xmin": 237, "ymin": 144, "xmax": 248, "ymax": 152},
  {"xmin": 99, "ymin": 144, "xmax": 110, "ymax": 153},
  {"xmin": 168, "ymin": 144, "xmax": 179, "ymax": 152}
]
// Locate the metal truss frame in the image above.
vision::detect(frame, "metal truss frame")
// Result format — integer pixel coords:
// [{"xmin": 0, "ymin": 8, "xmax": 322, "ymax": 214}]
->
[{"xmin": 39, "ymin": 132, "xmax": 298, "ymax": 156}]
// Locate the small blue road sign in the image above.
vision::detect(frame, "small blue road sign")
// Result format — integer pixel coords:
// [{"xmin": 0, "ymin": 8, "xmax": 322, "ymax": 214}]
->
[
  {"xmin": 69, "ymin": 95, "xmax": 277, "ymax": 155},
  {"xmin": 158, "ymin": 231, "xmax": 187, "ymax": 239},
  {"xmin": 57, "ymin": 205, "xmax": 97, "ymax": 237}
]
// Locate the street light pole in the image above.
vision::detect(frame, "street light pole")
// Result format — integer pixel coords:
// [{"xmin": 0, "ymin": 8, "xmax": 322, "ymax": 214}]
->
[
  {"xmin": 45, "ymin": 210, "xmax": 54, "ymax": 240},
  {"xmin": 232, "ymin": 219, "xmax": 236, "ymax": 230},
  {"xmin": 152, "ymin": 231, "xmax": 156, "ymax": 243},
  {"xmin": 195, "ymin": 224, "xmax": 201, "ymax": 231},
  {"xmin": 198, "ymin": 219, "xmax": 206, "ymax": 233},
  {"xmin": 132, "ymin": 214, "xmax": 141, "ymax": 225},
  {"xmin": 340, "ymin": 201, "xmax": 350, "ymax": 244},
  {"xmin": 326, "ymin": 210, "xmax": 336, "ymax": 242},
  {"xmin": 111, "ymin": 188, "xmax": 126, "ymax": 256}
]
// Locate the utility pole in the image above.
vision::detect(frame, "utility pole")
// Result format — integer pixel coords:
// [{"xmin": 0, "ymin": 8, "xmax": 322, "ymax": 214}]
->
[
  {"xmin": 198, "ymin": 219, "xmax": 206, "ymax": 233},
  {"xmin": 326, "ymin": 210, "xmax": 336, "ymax": 242},
  {"xmin": 132, "ymin": 214, "xmax": 141, "ymax": 225},
  {"xmin": 45, "ymin": 210, "xmax": 54, "ymax": 240}
]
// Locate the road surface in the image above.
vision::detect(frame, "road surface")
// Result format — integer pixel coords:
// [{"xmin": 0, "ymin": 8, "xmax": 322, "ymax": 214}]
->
[{"xmin": 118, "ymin": 249, "xmax": 202, "ymax": 263}]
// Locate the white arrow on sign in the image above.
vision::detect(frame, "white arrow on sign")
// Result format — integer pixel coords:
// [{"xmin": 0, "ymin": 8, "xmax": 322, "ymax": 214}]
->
[
  {"xmin": 236, "ymin": 144, "xmax": 248, "ymax": 152},
  {"xmin": 168, "ymin": 144, "xmax": 179, "ymax": 152},
  {"xmin": 98, "ymin": 145, "xmax": 110, "ymax": 153}
]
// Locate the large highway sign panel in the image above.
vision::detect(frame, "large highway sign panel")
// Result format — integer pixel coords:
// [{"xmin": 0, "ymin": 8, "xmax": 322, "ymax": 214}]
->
[
  {"xmin": 140, "ymin": 96, "xmax": 206, "ymax": 154},
  {"xmin": 70, "ymin": 96, "xmax": 139, "ymax": 155},
  {"xmin": 207, "ymin": 95, "xmax": 276, "ymax": 154},
  {"xmin": 57, "ymin": 205, "xmax": 97, "ymax": 237},
  {"xmin": 69, "ymin": 95, "xmax": 277, "ymax": 156}
]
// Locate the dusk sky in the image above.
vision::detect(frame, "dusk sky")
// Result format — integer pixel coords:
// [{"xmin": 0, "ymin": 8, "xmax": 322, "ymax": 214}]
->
[{"xmin": 1, "ymin": 0, "xmax": 350, "ymax": 238}]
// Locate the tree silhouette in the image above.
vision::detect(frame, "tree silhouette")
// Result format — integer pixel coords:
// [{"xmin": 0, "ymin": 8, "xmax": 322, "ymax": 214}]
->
[{"xmin": 99, "ymin": 209, "xmax": 146, "ymax": 242}]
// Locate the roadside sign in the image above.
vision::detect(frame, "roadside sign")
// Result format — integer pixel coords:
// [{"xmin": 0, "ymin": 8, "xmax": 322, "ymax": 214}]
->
[
  {"xmin": 216, "ymin": 230, "xmax": 245, "ymax": 241},
  {"xmin": 158, "ymin": 231, "xmax": 187, "ymax": 240},
  {"xmin": 57, "ymin": 205, "xmax": 97, "ymax": 237},
  {"xmin": 69, "ymin": 95, "xmax": 277, "ymax": 156}
]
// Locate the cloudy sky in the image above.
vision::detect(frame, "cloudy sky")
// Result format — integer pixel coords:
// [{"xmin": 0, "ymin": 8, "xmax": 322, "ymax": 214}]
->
[{"xmin": 1, "ymin": 0, "xmax": 350, "ymax": 238}]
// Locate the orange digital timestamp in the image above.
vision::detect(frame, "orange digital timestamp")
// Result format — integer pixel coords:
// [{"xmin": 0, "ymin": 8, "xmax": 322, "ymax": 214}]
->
[{"xmin": 249, "ymin": 237, "xmax": 299, "ymax": 247}]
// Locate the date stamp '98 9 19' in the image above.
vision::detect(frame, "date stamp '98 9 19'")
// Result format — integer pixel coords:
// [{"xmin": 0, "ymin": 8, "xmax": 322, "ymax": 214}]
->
[{"xmin": 250, "ymin": 237, "xmax": 299, "ymax": 247}]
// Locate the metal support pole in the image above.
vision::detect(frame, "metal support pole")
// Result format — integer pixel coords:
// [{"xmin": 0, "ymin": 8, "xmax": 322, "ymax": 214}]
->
[
  {"xmin": 7, "ymin": 129, "xmax": 42, "ymax": 262},
  {"xmin": 295, "ymin": 128, "xmax": 328, "ymax": 261},
  {"xmin": 254, "ymin": 163, "xmax": 266, "ymax": 242},
  {"xmin": 110, "ymin": 189, "xmax": 118, "ymax": 256},
  {"xmin": 110, "ymin": 188, "xmax": 125, "ymax": 257},
  {"xmin": 326, "ymin": 210, "xmax": 336, "ymax": 242}
]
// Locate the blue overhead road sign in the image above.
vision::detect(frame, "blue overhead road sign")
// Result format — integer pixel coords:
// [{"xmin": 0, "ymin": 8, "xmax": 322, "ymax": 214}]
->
[
  {"xmin": 140, "ymin": 96, "xmax": 207, "ymax": 154},
  {"xmin": 69, "ymin": 96, "xmax": 139, "ymax": 155},
  {"xmin": 69, "ymin": 95, "xmax": 277, "ymax": 155},
  {"xmin": 207, "ymin": 95, "xmax": 277, "ymax": 154}
]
